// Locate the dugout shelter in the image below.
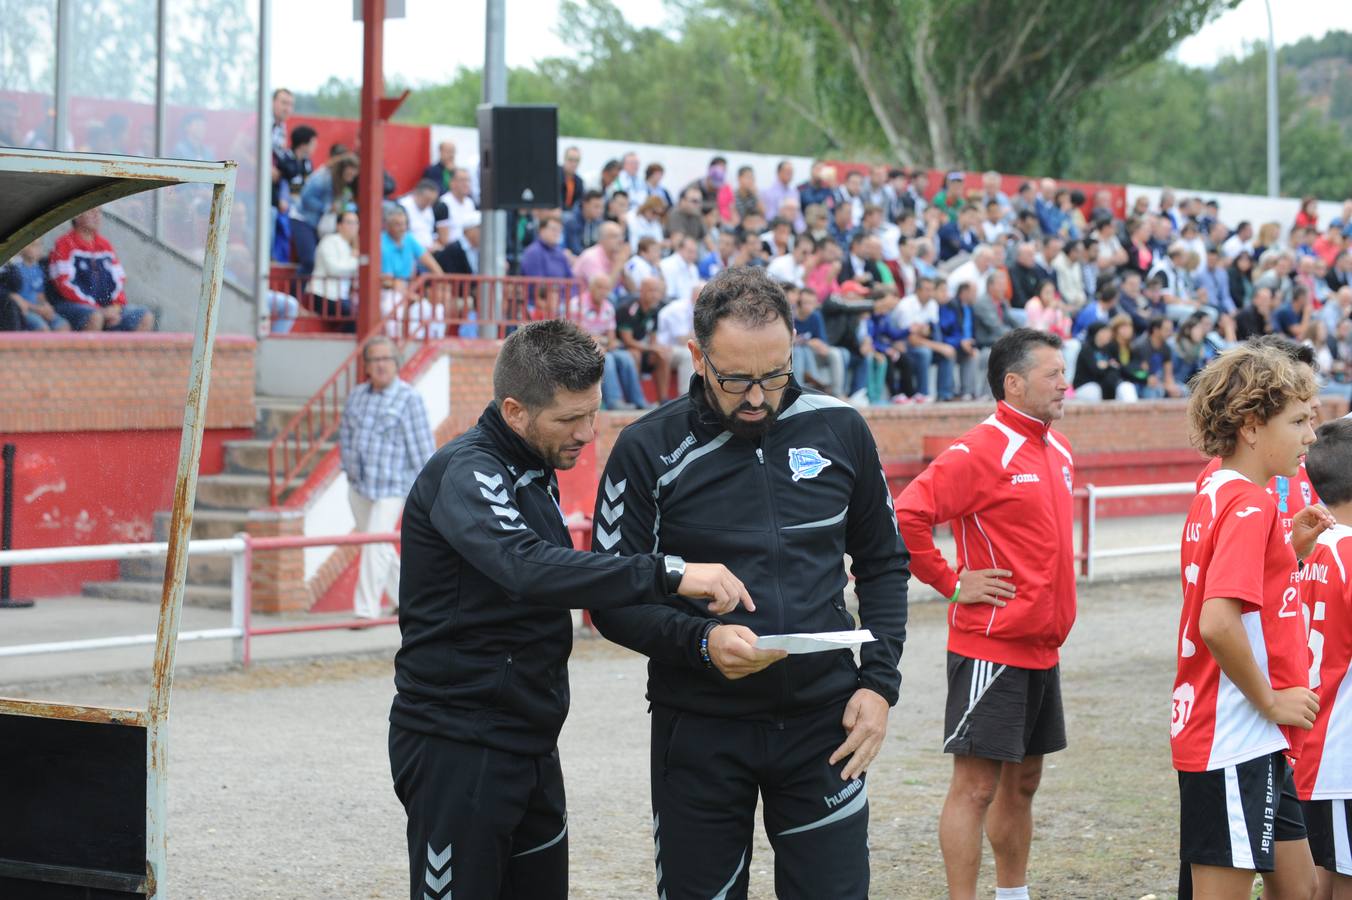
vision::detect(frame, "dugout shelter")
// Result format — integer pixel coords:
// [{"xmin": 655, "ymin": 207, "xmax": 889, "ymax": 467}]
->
[{"xmin": 0, "ymin": 148, "xmax": 236, "ymax": 899}]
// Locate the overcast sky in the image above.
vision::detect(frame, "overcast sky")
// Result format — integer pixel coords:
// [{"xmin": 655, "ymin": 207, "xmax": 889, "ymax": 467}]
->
[{"xmin": 272, "ymin": 0, "xmax": 1352, "ymax": 94}]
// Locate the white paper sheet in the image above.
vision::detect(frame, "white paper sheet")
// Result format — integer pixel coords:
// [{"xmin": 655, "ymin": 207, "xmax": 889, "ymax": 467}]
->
[{"xmin": 754, "ymin": 629, "xmax": 876, "ymax": 655}]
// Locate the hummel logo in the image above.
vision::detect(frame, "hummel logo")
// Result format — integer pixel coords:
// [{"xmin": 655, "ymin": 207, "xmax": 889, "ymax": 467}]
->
[
  {"xmin": 480, "ymin": 486, "xmax": 509, "ymax": 504},
  {"xmin": 1236, "ymin": 506, "xmax": 1262, "ymax": 518},
  {"xmin": 604, "ymin": 477, "xmax": 626, "ymax": 501},
  {"xmin": 596, "ymin": 525, "xmax": 621, "ymax": 550},
  {"xmin": 474, "ymin": 471, "xmax": 503, "ymax": 490},
  {"xmin": 600, "ymin": 501, "xmax": 624, "ymax": 525},
  {"xmin": 425, "ymin": 842, "xmax": 451, "ymax": 898}
]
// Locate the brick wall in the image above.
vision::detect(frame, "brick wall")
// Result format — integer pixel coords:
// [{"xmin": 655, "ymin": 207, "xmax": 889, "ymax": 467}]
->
[
  {"xmin": 0, "ymin": 333, "xmax": 256, "ymax": 433},
  {"xmin": 441, "ymin": 345, "xmax": 1352, "ymax": 468}
]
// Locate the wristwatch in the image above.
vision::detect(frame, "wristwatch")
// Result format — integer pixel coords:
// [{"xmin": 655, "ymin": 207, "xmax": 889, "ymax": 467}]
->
[{"xmin": 662, "ymin": 555, "xmax": 687, "ymax": 594}]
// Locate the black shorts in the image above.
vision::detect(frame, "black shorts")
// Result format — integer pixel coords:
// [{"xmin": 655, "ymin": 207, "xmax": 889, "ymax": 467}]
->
[
  {"xmin": 1177, "ymin": 752, "xmax": 1305, "ymax": 875},
  {"xmin": 943, "ymin": 652, "xmax": 1066, "ymax": 763},
  {"xmin": 1304, "ymin": 798, "xmax": 1352, "ymax": 876}
]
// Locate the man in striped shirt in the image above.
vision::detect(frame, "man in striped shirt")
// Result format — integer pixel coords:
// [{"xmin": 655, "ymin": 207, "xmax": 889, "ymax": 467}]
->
[{"xmin": 339, "ymin": 336, "xmax": 437, "ymax": 618}]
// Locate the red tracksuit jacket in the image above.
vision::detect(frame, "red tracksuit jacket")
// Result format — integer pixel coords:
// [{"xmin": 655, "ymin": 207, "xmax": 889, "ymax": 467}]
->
[{"xmin": 896, "ymin": 401, "xmax": 1077, "ymax": 669}]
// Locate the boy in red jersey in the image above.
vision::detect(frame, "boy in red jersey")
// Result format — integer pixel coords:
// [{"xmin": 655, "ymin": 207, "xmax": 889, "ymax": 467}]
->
[
  {"xmin": 1296, "ymin": 418, "xmax": 1352, "ymax": 898},
  {"xmin": 1174, "ymin": 345, "xmax": 1335, "ymax": 898},
  {"xmin": 1197, "ymin": 336, "xmax": 1322, "ymax": 541}
]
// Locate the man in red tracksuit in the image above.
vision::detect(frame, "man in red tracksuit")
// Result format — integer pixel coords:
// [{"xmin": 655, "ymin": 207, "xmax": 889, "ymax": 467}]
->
[{"xmin": 897, "ymin": 328, "xmax": 1077, "ymax": 900}]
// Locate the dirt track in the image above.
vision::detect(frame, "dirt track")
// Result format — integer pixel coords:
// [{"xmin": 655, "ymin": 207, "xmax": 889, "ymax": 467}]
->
[{"xmin": 17, "ymin": 577, "xmax": 1186, "ymax": 899}]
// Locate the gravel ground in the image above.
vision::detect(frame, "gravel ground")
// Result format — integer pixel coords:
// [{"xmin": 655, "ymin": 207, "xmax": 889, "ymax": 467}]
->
[{"xmin": 12, "ymin": 577, "xmax": 1187, "ymax": 899}]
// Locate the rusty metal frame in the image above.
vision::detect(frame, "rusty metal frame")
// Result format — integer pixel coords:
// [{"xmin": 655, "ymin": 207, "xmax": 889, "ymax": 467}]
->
[{"xmin": 0, "ymin": 148, "xmax": 236, "ymax": 899}]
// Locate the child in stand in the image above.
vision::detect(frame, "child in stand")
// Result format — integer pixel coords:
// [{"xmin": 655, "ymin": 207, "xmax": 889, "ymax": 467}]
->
[
  {"xmin": 1173, "ymin": 344, "xmax": 1335, "ymax": 899},
  {"xmin": 1296, "ymin": 418, "xmax": 1352, "ymax": 899}
]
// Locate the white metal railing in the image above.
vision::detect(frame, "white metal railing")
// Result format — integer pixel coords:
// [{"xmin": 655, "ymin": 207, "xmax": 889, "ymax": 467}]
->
[
  {"xmin": 1082, "ymin": 481, "xmax": 1194, "ymax": 580},
  {"xmin": 0, "ymin": 532, "xmax": 400, "ymax": 665}
]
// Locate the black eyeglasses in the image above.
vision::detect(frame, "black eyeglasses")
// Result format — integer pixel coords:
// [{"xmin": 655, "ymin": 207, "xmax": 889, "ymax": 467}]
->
[{"xmin": 704, "ymin": 355, "xmax": 792, "ymax": 395}]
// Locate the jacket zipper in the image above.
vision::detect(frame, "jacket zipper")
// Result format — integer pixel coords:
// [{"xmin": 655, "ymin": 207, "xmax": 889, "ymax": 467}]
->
[
  {"xmin": 492, "ymin": 652, "xmax": 514, "ymax": 703},
  {"xmin": 755, "ymin": 444, "xmax": 790, "ymax": 720}
]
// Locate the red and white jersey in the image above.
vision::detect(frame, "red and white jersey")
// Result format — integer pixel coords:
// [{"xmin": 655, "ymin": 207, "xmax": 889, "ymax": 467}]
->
[
  {"xmin": 1197, "ymin": 457, "xmax": 1319, "ymax": 542},
  {"xmin": 1172, "ymin": 468, "xmax": 1307, "ymax": 772},
  {"xmin": 1295, "ymin": 525, "xmax": 1352, "ymax": 800}
]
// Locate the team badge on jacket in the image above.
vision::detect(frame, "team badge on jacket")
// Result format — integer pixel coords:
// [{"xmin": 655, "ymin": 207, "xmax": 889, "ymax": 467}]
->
[
  {"xmin": 788, "ymin": 447, "xmax": 831, "ymax": 482},
  {"xmin": 1062, "ymin": 465, "xmax": 1072, "ymax": 492}
]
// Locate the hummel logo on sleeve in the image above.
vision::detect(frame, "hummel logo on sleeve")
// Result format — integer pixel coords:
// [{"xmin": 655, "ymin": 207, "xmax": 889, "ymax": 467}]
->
[
  {"xmin": 595, "ymin": 476, "xmax": 626, "ymax": 550},
  {"xmin": 474, "ymin": 471, "xmax": 527, "ymax": 531}
]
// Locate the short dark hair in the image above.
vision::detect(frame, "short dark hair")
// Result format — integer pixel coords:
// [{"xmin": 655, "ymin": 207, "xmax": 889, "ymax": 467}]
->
[
  {"xmin": 290, "ymin": 124, "xmax": 317, "ymax": 149},
  {"xmin": 415, "ymin": 178, "xmax": 439, "ymax": 193},
  {"xmin": 987, "ymin": 328, "xmax": 1062, "ymax": 400},
  {"xmin": 738, "ymin": 165, "xmax": 753, "ymax": 177},
  {"xmin": 1148, "ymin": 315, "xmax": 1170, "ymax": 335},
  {"xmin": 1097, "ymin": 282, "xmax": 1119, "ymax": 304},
  {"xmin": 692, "ymin": 267, "xmax": 793, "ymax": 350},
  {"xmin": 645, "ymin": 162, "xmax": 664, "ymax": 178},
  {"xmin": 710, "ymin": 155, "xmax": 727, "ymax": 167},
  {"xmin": 1247, "ymin": 333, "xmax": 1318, "ymax": 371},
  {"xmin": 1307, "ymin": 418, "xmax": 1352, "ymax": 506},
  {"xmin": 582, "ymin": 190, "xmax": 604, "ymax": 204},
  {"xmin": 493, "ymin": 320, "xmax": 605, "ymax": 410}
]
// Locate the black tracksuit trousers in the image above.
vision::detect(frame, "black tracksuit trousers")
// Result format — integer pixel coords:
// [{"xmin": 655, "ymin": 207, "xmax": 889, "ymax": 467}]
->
[
  {"xmin": 649, "ymin": 701, "xmax": 870, "ymax": 900},
  {"xmin": 389, "ymin": 725, "xmax": 568, "ymax": 900}
]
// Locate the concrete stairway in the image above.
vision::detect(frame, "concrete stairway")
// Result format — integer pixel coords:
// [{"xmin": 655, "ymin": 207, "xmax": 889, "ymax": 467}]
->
[{"xmin": 81, "ymin": 395, "xmax": 337, "ymax": 609}]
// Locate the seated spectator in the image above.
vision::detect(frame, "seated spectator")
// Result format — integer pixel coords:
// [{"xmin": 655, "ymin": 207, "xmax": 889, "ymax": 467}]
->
[
  {"xmin": 798, "ymin": 162, "xmax": 837, "ymax": 214},
  {"xmin": 1009, "ymin": 242, "xmax": 1043, "ymax": 309},
  {"xmin": 655, "ymin": 277, "xmax": 697, "ymax": 390},
  {"xmin": 762, "ymin": 216, "xmax": 795, "ymax": 259},
  {"xmin": 1192, "ymin": 246, "xmax": 1235, "ymax": 316},
  {"xmin": 931, "ymin": 172, "xmax": 966, "ymax": 224},
  {"xmin": 273, "ymin": 123, "xmax": 318, "ymax": 212},
  {"xmin": 559, "ymin": 146, "xmax": 584, "ymax": 212},
  {"xmin": 1074, "ymin": 282, "xmax": 1120, "ymax": 341},
  {"xmin": 573, "ymin": 221, "xmax": 628, "ymax": 293},
  {"xmin": 434, "ymin": 213, "xmax": 480, "ymax": 275},
  {"xmin": 399, "ymin": 179, "xmax": 450, "ymax": 254},
  {"xmin": 733, "ymin": 166, "xmax": 761, "ymax": 224},
  {"xmin": 1147, "ymin": 242, "xmax": 1197, "ymax": 317},
  {"xmin": 623, "ymin": 236, "xmax": 664, "ymax": 296},
  {"xmin": 1140, "ymin": 274, "xmax": 1171, "ymax": 323},
  {"xmin": 617, "ymin": 277, "xmax": 673, "ymax": 401},
  {"xmin": 1073, "ymin": 319, "xmax": 1139, "ymax": 402},
  {"xmin": 1323, "ymin": 285, "xmax": 1352, "ymax": 338},
  {"xmin": 519, "ymin": 215, "xmax": 572, "ymax": 280},
  {"xmin": 659, "ymin": 235, "xmax": 700, "ymax": 302},
  {"xmin": 598, "ymin": 158, "xmax": 622, "ymax": 197},
  {"xmin": 980, "ymin": 199, "xmax": 1010, "ymax": 245},
  {"xmin": 805, "ymin": 239, "xmax": 843, "ymax": 301},
  {"xmin": 761, "ymin": 161, "xmax": 799, "ymax": 226},
  {"xmin": 943, "ymin": 243, "xmax": 994, "ymax": 299},
  {"xmin": 938, "ymin": 280, "xmax": 982, "ymax": 399},
  {"xmin": 313, "ymin": 209, "xmax": 360, "ymax": 320},
  {"xmin": 791, "ymin": 285, "xmax": 847, "ymax": 397},
  {"xmin": 380, "ymin": 207, "xmax": 443, "ymax": 338},
  {"xmin": 836, "ymin": 170, "xmax": 866, "ymax": 227},
  {"xmin": 1130, "ymin": 316, "xmax": 1181, "ymax": 398},
  {"xmin": 48, "ymin": 207, "xmax": 154, "ymax": 332},
  {"xmin": 1171, "ymin": 310, "xmax": 1217, "ymax": 390},
  {"xmin": 626, "ymin": 196, "xmax": 666, "ymax": 254},
  {"xmin": 1, "ymin": 240, "xmax": 69, "ymax": 331},
  {"xmin": 605, "ymin": 191, "xmax": 631, "ymax": 243},
  {"xmin": 1295, "ymin": 195, "xmax": 1320, "ymax": 231},
  {"xmin": 613, "ymin": 152, "xmax": 644, "ymax": 202},
  {"xmin": 570, "ymin": 274, "xmax": 649, "ymax": 410},
  {"xmin": 1273, "ymin": 284, "xmax": 1313, "ymax": 341},
  {"xmin": 1093, "ymin": 216, "xmax": 1128, "ymax": 277},
  {"xmin": 642, "ymin": 162, "xmax": 672, "ymax": 209},
  {"xmin": 829, "ymin": 202, "xmax": 855, "ymax": 254},
  {"xmin": 1235, "ymin": 285, "xmax": 1276, "ymax": 340},
  {"xmin": 863, "ymin": 287, "xmax": 915, "ymax": 404},
  {"xmin": 1064, "ymin": 189, "xmax": 1088, "ymax": 240},
  {"xmin": 700, "ymin": 230, "xmax": 739, "ymax": 280},
  {"xmin": 1035, "ymin": 178, "xmax": 1066, "ymax": 237},
  {"xmin": 1024, "ymin": 279, "xmax": 1080, "ymax": 373},
  {"xmin": 1315, "ymin": 223, "xmax": 1346, "ymax": 268},
  {"xmin": 893, "ymin": 278, "xmax": 955, "ymax": 401},
  {"xmin": 439, "ymin": 168, "xmax": 479, "ymax": 244},
  {"xmin": 803, "ymin": 203, "xmax": 830, "ymax": 244},
  {"xmin": 1116, "ymin": 271, "xmax": 1151, "ymax": 334},
  {"xmin": 1122, "ymin": 218, "xmax": 1154, "ymax": 280},
  {"xmin": 422, "ymin": 140, "xmax": 457, "ymax": 193},
  {"xmin": 294, "ymin": 154, "xmax": 358, "ymax": 276},
  {"xmin": 684, "ymin": 156, "xmax": 727, "ymax": 210},
  {"xmin": 664, "ymin": 187, "xmax": 706, "ymax": 245},
  {"xmin": 1051, "ymin": 239, "xmax": 1088, "ymax": 311},
  {"xmin": 767, "ymin": 236, "xmax": 816, "ymax": 289}
]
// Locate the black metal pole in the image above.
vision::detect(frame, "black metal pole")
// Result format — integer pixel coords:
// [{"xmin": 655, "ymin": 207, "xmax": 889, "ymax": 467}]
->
[{"xmin": 1, "ymin": 442, "xmax": 36, "ymax": 609}]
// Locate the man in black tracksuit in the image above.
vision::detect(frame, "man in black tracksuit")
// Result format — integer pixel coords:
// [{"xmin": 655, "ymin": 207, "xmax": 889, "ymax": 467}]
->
[
  {"xmin": 591, "ymin": 267, "xmax": 910, "ymax": 899},
  {"xmin": 389, "ymin": 320, "xmax": 751, "ymax": 900}
]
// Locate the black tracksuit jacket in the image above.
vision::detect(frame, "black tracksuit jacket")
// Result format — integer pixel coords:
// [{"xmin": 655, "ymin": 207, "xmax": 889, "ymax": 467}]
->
[
  {"xmin": 590, "ymin": 378, "xmax": 910, "ymax": 719},
  {"xmin": 389, "ymin": 403, "xmax": 672, "ymax": 756}
]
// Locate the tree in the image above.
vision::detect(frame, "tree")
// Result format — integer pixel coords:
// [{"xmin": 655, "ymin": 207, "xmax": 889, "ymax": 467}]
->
[{"xmin": 731, "ymin": 0, "xmax": 1238, "ymax": 171}]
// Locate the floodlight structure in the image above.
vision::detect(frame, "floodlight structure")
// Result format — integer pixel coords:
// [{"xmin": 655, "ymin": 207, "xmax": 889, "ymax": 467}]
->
[{"xmin": 0, "ymin": 148, "xmax": 236, "ymax": 899}]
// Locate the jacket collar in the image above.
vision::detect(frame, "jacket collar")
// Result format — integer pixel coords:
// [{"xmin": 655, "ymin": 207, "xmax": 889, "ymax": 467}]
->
[
  {"xmin": 478, "ymin": 402, "xmax": 551, "ymax": 476},
  {"xmin": 685, "ymin": 374, "xmax": 805, "ymax": 438},
  {"xmin": 995, "ymin": 400, "xmax": 1053, "ymax": 441}
]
